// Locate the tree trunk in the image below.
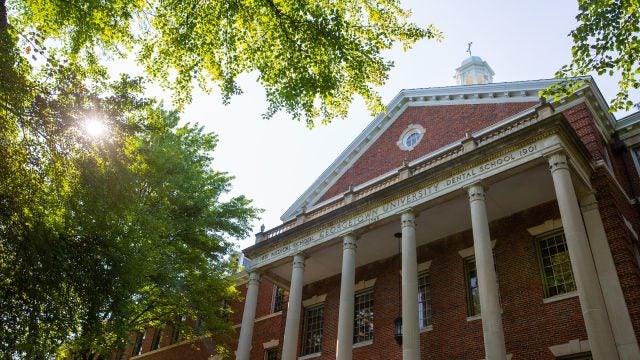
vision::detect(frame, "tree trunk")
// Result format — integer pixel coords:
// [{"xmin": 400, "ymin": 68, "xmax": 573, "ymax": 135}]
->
[{"xmin": 0, "ymin": 0, "xmax": 7, "ymax": 30}]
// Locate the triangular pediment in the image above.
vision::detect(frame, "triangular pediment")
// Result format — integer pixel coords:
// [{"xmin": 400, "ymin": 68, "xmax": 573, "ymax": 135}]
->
[{"xmin": 280, "ymin": 78, "xmax": 609, "ymax": 222}]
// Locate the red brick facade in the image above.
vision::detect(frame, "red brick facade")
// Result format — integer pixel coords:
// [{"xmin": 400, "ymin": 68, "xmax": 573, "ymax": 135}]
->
[
  {"xmin": 234, "ymin": 201, "xmax": 591, "ymax": 360},
  {"xmin": 318, "ymin": 102, "xmax": 537, "ymax": 202},
  {"xmin": 123, "ymin": 87, "xmax": 640, "ymax": 360}
]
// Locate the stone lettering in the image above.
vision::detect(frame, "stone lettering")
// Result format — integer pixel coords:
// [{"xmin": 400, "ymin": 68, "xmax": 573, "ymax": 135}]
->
[{"xmin": 250, "ymin": 142, "xmax": 542, "ymax": 268}]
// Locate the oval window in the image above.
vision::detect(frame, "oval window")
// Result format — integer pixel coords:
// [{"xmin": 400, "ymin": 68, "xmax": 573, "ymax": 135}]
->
[{"xmin": 404, "ymin": 131, "xmax": 421, "ymax": 148}]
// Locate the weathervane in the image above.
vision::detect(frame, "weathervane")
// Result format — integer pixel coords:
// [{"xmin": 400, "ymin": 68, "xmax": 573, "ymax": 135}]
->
[{"xmin": 467, "ymin": 42, "xmax": 473, "ymax": 57}]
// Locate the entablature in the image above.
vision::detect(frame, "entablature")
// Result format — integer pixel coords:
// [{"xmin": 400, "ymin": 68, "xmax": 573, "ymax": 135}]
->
[{"xmin": 244, "ymin": 114, "xmax": 594, "ymax": 270}]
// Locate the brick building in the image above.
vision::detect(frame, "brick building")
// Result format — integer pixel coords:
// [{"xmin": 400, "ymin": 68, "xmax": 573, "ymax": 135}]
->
[{"xmin": 127, "ymin": 57, "xmax": 640, "ymax": 360}]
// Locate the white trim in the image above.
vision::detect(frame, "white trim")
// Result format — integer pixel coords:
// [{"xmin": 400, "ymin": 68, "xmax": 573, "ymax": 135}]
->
[
  {"xmin": 417, "ymin": 260, "xmax": 432, "ymax": 273},
  {"xmin": 397, "ymin": 124, "xmax": 426, "ymax": 151},
  {"xmin": 622, "ymin": 216, "xmax": 639, "ymax": 240},
  {"xmin": 622, "ymin": 133, "xmax": 640, "ymax": 147},
  {"xmin": 263, "ymin": 339, "xmax": 279, "ymax": 349},
  {"xmin": 352, "ymin": 339, "xmax": 373, "ymax": 349},
  {"xmin": 542, "ymin": 291, "xmax": 579, "ymax": 304},
  {"xmin": 281, "ymin": 78, "xmax": 602, "ymax": 221},
  {"xmin": 548, "ymin": 339, "xmax": 591, "ymax": 357},
  {"xmin": 354, "ymin": 278, "xmax": 376, "ymax": 292},
  {"xmin": 233, "ymin": 311, "xmax": 283, "ymax": 328},
  {"xmin": 255, "ymin": 311, "xmax": 282, "ymax": 323},
  {"xmin": 526, "ymin": 219, "xmax": 563, "ymax": 236},
  {"xmin": 302, "ymin": 294, "xmax": 327, "ymax": 307},
  {"xmin": 298, "ymin": 352, "xmax": 322, "ymax": 360},
  {"xmin": 248, "ymin": 137, "xmax": 556, "ymax": 269},
  {"xmin": 419, "ymin": 325, "xmax": 433, "ymax": 333},
  {"xmin": 615, "ymin": 111, "xmax": 640, "ymax": 131},
  {"xmin": 466, "ymin": 314, "xmax": 482, "ymax": 322},
  {"xmin": 457, "ymin": 240, "xmax": 496, "ymax": 258}
]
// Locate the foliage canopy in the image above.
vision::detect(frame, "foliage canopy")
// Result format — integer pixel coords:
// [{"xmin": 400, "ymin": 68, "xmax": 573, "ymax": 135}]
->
[
  {"xmin": 0, "ymin": 31, "xmax": 259, "ymax": 360},
  {"xmin": 4, "ymin": 0, "xmax": 440, "ymax": 127},
  {"xmin": 544, "ymin": 0, "xmax": 640, "ymax": 111},
  {"xmin": 0, "ymin": 0, "xmax": 439, "ymax": 357}
]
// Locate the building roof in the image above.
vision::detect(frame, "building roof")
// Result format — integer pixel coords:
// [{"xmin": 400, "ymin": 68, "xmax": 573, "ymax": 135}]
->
[{"xmin": 280, "ymin": 77, "xmax": 614, "ymax": 222}]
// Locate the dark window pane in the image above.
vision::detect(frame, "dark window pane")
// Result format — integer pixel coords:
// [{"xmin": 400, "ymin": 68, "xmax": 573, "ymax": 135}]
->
[
  {"xmin": 417, "ymin": 272, "xmax": 431, "ymax": 328},
  {"xmin": 538, "ymin": 232, "xmax": 576, "ymax": 298},
  {"xmin": 302, "ymin": 305, "xmax": 323, "ymax": 355},
  {"xmin": 353, "ymin": 290, "xmax": 374, "ymax": 343}
]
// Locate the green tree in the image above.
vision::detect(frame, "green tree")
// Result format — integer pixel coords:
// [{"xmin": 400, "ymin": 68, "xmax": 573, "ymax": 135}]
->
[
  {"xmin": 1, "ymin": 0, "xmax": 439, "ymax": 357},
  {"xmin": 544, "ymin": 0, "xmax": 640, "ymax": 111},
  {"xmin": 0, "ymin": 55, "xmax": 259, "ymax": 357},
  {"xmin": 2, "ymin": 0, "xmax": 441, "ymax": 127}
]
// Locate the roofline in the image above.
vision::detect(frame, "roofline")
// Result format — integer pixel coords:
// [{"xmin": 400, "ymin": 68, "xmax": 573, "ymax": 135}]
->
[
  {"xmin": 615, "ymin": 111, "xmax": 640, "ymax": 130},
  {"xmin": 280, "ymin": 77, "xmax": 608, "ymax": 222}
]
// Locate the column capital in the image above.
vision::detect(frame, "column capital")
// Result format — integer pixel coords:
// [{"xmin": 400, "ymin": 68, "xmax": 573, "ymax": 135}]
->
[
  {"xmin": 401, "ymin": 209, "xmax": 416, "ymax": 228},
  {"xmin": 343, "ymin": 234, "xmax": 358, "ymax": 250},
  {"xmin": 292, "ymin": 253, "xmax": 307, "ymax": 269},
  {"xmin": 546, "ymin": 151, "xmax": 569, "ymax": 173},
  {"xmin": 247, "ymin": 271, "xmax": 261, "ymax": 286},
  {"xmin": 467, "ymin": 183, "xmax": 486, "ymax": 203}
]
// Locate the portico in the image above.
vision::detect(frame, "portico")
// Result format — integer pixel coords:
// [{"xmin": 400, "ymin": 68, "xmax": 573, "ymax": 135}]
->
[{"xmin": 235, "ymin": 104, "xmax": 634, "ymax": 360}]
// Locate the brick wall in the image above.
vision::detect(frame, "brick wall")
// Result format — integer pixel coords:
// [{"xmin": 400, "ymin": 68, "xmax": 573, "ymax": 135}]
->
[
  {"xmin": 122, "ymin": 102, "xmax": 640, "ymax": 360},
  {"xmin": 234, "ymin": 201, "xmax": 588, "ymax": 360},
  {"xmin": 231, "ymin": 277, "xmax": 286, "ymax": 360},
  {"xmin": 124, "ymin": 278, "xmax": 285, "ymax": 360},
  {"xmin": 318, "ymin": 102, "xmax": 538, "ymax": 202},
  {"xmin": 592, "ymin": 167, "xmax": 640, "ymax": 339},
  {"xmin": 130, "ymin": 193, "xmax": 636, "ymax": 360}
]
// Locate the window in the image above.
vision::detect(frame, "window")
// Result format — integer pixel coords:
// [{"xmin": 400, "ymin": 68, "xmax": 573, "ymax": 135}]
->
[
  {"xmin": 538, "ymin": 231, "xmax": 576, "ymax": 297},
  {"xmin": 353, "ymin": 290, "xmax": 374, "ymax": 343},
  {"xmin": 464, "ymin": 257, "xmax": 481, "ymax": 316},
  {"xmin": 417, "ymin": 272, "xmax": 432, "ymax": 329},
  {"xmin": 397, "ymin": 124, "xmax": 425, "ymax": 151},
  {"xmin": 132, "ymin": 331, "xmax": 145, "ymax": 356},
  {"xmin": 631, "ymin": 147, "xmax": 640, "ymax": 176},
  {"xmin": 464, "ymin": 255, "xmax": 500, "ymax": 316},
  {"xmin": 301, "ymin": 305, "xmax": 323, "ymax": 355},
  {"xmin": 404, "ymin": 131, "xmax": 421, "ymax": 148},
  {"xmin": 150, "ymin": 325, "xmax": 163, "ymax": 350},
  {"xmin": 272, "ymin": 286, "xmax": 286, "ymax": 313},
  {"xmin": 265, "ymin": 347, "xmax": 278, "ymax": 360}
]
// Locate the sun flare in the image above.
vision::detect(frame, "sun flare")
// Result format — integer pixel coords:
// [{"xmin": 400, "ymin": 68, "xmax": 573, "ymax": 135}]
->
[{"xmin": 83, "ymin": 118, "xmax": 109, "ymax": 138}]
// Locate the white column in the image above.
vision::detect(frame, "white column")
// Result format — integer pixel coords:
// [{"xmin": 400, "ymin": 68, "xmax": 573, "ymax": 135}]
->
[
  {"xmin": 547, "ymin": 152, "xmax": 619, "ymax": 360},
  {"xmin": 236, "ymin": 271, "xmax": 260, "ymax": 360},
  {"xmin": 580, "ymin": 192, "xmax": 640, "ymax": 359},
  {"xmin": 282, "ymin": 253, "xmax": 306, "ymax": 360},
  {"xmin": 401, "ymin": 210, "xmax": 420, "ymax": 360},
  {"xmin": 336, "ymin": 234, "xmax": 357, "ymax": 360},
  {"xmin": 468, "ymin": 184, "xmax": 507, "ymax": 360}
]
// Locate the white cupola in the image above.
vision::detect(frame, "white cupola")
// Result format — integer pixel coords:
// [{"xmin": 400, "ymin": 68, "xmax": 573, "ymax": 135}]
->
[{"xmin": 454, "ymin": 56, "xmax": 495, "ymax": 85}]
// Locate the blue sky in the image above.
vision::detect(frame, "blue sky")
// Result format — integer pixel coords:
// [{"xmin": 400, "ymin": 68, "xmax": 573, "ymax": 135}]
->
[{"xmin": 155, "ymin": 1, "xmax": 633, "ymax": 250}]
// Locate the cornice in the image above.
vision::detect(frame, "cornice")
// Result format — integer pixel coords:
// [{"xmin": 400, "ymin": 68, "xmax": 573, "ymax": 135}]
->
[
  {"xmin": 247, "ymin": 112, "xmax": 591, "ymax": 260},
  {"xmin": 615, "ymin": 111, "xmax": 640, "ymax": 141},
  {"xmin": 280, "ymin": 77, "xmax": 612, "ymax": 224}
]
